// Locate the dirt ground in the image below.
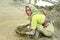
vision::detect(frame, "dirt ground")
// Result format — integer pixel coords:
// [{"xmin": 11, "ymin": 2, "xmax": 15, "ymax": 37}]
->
[
  {"xmin": 0, "ymin": 1, "xmax": 29, "ymax": 40},
  {"xmin": 0, "ymin": 0, "xmax": 60, "ymax": 40}
]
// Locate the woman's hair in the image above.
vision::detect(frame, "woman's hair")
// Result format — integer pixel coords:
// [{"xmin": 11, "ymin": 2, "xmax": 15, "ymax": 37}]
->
[{"xmin": 25, "ymin": 6, "xmax": 31, "ymax": 11}]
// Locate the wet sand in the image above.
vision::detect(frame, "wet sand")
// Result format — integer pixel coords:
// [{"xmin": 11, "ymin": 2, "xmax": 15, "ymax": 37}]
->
[
  {"xmin": 0, "ymin": 0, "xmax": 60, "ymax": 40},
  {"xmin": 0, "ymin": 1, "xmax": 29, "ymax": 40}
]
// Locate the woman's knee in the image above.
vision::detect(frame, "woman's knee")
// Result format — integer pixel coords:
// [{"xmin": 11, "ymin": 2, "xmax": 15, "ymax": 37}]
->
[{"xmin": 43, "ymin": 31, "xmax": 53, "ymax": 37}]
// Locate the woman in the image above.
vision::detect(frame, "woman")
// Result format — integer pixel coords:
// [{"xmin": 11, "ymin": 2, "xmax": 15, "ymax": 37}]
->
[{"xmin": 25, "ymin": 4, "xmax": 54, "ymax": 37}]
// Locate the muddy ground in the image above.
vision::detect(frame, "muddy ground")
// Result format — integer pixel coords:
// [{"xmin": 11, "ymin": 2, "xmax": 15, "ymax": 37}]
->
[
  {"xmin": 0, "ymin": 1, "xmax": 29, "ymax": 40},
  {"xmin": 0, "ymin": 0, "xmax": 60, "ymax": 40}
]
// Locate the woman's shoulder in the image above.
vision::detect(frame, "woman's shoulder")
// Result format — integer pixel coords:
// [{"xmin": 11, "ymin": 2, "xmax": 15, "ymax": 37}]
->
[{"xmin": 32, "ymin": 12, "xmax": 45, "ymax": 16}]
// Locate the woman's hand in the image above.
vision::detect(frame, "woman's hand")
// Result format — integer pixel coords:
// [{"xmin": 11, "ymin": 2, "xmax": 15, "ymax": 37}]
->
[
  {"xmin": 42, "ymin": 22, "xmax": 50, "ymax": 28},
  {"xmin": 42, "ymin": 18, "xmax": 50, "ymax": 28}
]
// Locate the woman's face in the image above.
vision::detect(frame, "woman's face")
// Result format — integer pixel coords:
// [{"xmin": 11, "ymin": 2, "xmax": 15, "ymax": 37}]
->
[{"xmin": 25, "ymin": 6, "xmax": 32, "ymax": 16}]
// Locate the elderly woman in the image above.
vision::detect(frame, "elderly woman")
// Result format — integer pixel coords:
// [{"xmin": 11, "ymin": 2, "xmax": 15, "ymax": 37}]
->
[{"xmin": 25, "ymin": 4, "xmax": 54, "ymax": 37}]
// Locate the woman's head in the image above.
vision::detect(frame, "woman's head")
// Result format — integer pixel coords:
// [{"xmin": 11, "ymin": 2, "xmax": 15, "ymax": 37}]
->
[
  {"xmin": 25, "ymin": 4, "xmax": 38, "ymax": 16},
  {"xmin": 25, "ymin": 6, "xmax": 32, "ymax": 16}
]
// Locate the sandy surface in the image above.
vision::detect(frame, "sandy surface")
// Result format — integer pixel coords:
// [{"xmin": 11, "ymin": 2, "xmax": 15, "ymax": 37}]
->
[
  {"xmin": 0, "ymin": 0, "xmax": 60, "ymax": 40},
  {"xmin": 0, "ymin": 1, "xmax": 29, "ymax": 40}
]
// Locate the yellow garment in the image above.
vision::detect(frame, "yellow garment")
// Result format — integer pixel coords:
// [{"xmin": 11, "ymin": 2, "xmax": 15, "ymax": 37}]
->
[
  {"xmin": 31, "ymin": 14, "xmax": 45, "ymax": 30},
  {"xmin": 27, "ymin": 4, "xmax": 54, "ymax": 36},
  {"xmin": 37, "ymin": 22, "xmax": 54, "ymax": 36}
]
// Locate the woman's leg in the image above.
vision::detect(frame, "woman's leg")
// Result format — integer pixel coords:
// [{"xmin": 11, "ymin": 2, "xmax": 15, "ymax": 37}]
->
[
  {"xmin": 37, "ymin": 23, "xmax": 54, "ymax": 37},
  {"xmin": 43, "ymin": 22, "xmax": 54, "ymax": 36}
]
